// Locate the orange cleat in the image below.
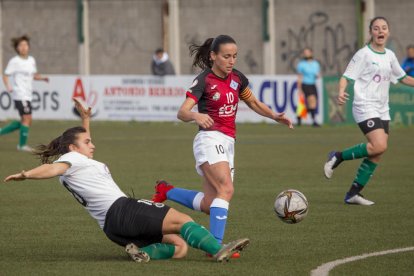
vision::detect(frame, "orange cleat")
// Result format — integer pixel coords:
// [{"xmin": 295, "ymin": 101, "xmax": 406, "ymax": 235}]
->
[{"xmin": 206, "ymin": 252, "xmax": 240, "ymax": 259}]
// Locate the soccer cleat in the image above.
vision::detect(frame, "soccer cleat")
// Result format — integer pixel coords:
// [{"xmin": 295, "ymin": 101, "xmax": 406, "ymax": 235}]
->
[
  {"xmin": 214, "ymin": 238, "xmax": 250, "ymax": 262},
  {"xmin": 344, "ymin": 193, "xmax": 375, "ymax": 206},
  {"xmin": 206, "ymin": 252, "xmax": 240, "ymax": 259},
  {"xmin": 125, "ymin": 243, "xmax": 150, "ymax": 263},
  {"xmin": 17, "ymin": 145, "xmax": 33, "ymax": 152},
  {"xmin": 152, "ymin": 180, "xmax": 174, "ymax": 203},
  {"xmin": 324, "ymin": 151, "xmax": 339, "ymax": 179}
]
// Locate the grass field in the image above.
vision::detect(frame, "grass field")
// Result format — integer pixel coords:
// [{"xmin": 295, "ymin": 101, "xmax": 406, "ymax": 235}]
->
[{"xmin": 1, "ymin": 121, "xmax": 413, "ymax": 275}]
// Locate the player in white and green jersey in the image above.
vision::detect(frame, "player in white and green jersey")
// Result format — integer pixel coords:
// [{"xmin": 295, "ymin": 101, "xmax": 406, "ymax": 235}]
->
[
  {"xmin": 1, "ymin": 35, "xmax": 48, "ymax": 152},
  {"xmin": 324, "ymin": 17, "xmax": 414, "ymax": 205},
  {"xmin": 4, "ymin": 98, "xmax": 249, "ymax": 263}
]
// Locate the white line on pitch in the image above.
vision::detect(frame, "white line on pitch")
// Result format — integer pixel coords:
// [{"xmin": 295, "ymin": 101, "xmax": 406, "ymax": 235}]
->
[{"xmin": 310, "ymin": 246, "xmax": 414, "ymax": 276}]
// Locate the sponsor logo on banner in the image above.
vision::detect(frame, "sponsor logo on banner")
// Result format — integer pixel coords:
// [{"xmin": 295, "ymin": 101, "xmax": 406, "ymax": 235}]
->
[{"xmin": 72, "ymin": 78, "xmax": 99, "ymax": 117}]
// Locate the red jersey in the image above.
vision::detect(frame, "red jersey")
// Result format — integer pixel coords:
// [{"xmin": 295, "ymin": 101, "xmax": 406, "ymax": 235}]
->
[{"xmin": 186, "ymin": 68, "xmax": 250, "ymax": 138}]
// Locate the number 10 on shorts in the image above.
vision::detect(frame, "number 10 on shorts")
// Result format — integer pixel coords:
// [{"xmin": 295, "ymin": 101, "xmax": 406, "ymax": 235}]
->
[{"xmin": 215, "ymin": 144, "xmax": 225, "ymax": 154}]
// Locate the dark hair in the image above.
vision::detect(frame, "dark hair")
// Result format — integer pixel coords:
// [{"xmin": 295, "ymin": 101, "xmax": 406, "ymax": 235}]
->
[
  {"xmin": 155, "ymin": 48, "xmax": 164, "ymax": 54},
  {"xmin": 369, "ymin": 16, "xmax": 389, "ymax": 32},
  {"xmin": 407, "ymin": 44, "xmax": 414, "ymax": 50},
  {"xmin": 34, "ymin": 126, "xmax": 87, "ymax": 164},
  {"xmin": 11, "ymin": 35, "xmax": 30, "ymax": 54},
  {"xmin": 189, "ymin": 35, "xmax": 236, "ymax": 69}
]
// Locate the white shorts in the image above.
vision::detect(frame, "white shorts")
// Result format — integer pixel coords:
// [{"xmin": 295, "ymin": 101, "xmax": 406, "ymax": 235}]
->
[
  {"xmin": 352, "ymin": 104, "xmax": 390, "ymax": 123},
  {"xmin": 193, "ymin": 131, "xmax": 235, "ymax": 180}
]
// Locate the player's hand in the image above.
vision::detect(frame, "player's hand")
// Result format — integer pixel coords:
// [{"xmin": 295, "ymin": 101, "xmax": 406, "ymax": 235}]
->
[
  {"xmin": 274, "ymin": 112, "xmax": 294, "ymax": 129},
  {"xmin": 337, "ymin": 91, "xmax": 349, "ymax": 105},
  {"xmin": 4, "ymin": 171, "xmax": 28, "ymax": 182},
  {"xmin": 73, "ymin": 97, "xmax": 92, "ymax": 119},
  {"xmin": 43, "ymin": 77, "xmax": 49, "ymax": 83},
  {"xmin": 194, "ymin": 113, "xmax": 214, "ymax": 129}
]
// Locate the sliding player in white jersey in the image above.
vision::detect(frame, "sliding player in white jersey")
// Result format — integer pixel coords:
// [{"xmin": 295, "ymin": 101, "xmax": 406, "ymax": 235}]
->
[
  {"xmin": 1, "ymin": 35, "xmax": 49, "ymax": 152},
  {"xmin": 324, "ymin": 17, "xmax": 414, "ymax": 205},
  {"xmin": 4, "ymin": 98, "xmax": 249, "ymax": 263}
]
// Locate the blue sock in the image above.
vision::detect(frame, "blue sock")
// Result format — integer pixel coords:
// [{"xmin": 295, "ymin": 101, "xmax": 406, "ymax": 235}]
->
[
  {"xmin": 209, "ymin": 198, "xmax": 229, "ymax": 244},
  {"xmin": 167, "ymin": 188, "xmax": 203, "ymax": 210}
]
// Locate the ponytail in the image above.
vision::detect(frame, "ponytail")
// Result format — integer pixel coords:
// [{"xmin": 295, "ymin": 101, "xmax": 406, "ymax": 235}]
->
[
  {"xmin": 189, "ymin": 38, "xmax": 214, "ymax": 69},
  {"xmin": 34, "ymin": 126, "xmax": 86, "ymax": 164},
  {"xmin": 189, "ymin": 35, "xmax": 237, "ymax": 70}
]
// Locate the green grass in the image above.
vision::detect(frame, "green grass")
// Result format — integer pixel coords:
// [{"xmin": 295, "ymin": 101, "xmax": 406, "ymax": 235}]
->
[{"xmin": 0, "ymin": 121, "xmax": 413, "ymax": 275}]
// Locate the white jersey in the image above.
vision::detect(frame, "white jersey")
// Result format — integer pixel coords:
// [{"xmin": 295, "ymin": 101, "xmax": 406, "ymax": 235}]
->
[
  {"xmin": 343, "ymin": 44, "xmax": 406, "ymax": 123},
  {"xmin": 4, "ymin": 55, "xmax": 37, "ymax": 101},
  {"xmin": 54, "ymin": 152, "xmax": 127, "ymax": 229}
]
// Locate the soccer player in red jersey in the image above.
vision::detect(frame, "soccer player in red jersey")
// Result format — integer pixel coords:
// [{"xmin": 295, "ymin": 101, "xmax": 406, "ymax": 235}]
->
[{"xmin": 152, "ymin": 35, "xmax": 293, "ymax": 256}]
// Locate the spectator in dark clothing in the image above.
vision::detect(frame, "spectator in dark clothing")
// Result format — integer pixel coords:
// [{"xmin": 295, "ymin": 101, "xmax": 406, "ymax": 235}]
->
[
  {"xmin": 401, "ymin": 45, "xmax": 414, "ymax": 77},
  {"xmin": 152, "ymin": 48, "xmax": 176, "ymax": 76}
]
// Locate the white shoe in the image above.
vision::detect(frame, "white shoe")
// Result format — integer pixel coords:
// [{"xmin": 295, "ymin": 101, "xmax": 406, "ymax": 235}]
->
[
  {"xmin": 214, "ymin": 238, "xmax": 250, "ymax": 262},
  {"xmin": 125, "ymin": 243, "xmax": 150, "ymax": 263},
  {"xmin": 324, "ymin": 151, "xmax": 338, "ymax": 179},
  {"xmin": 17, "ymin": 145, "xmax": 34, "ymax": 152},
  {"xmin": 345, "ymin": 193, "xmax": 375, "ymax": 205}
]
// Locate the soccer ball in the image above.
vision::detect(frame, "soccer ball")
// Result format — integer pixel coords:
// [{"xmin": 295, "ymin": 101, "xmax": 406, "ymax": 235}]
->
[{"xmin": 274, "ymin": 189, "xmax": 308, "ymax": 224}]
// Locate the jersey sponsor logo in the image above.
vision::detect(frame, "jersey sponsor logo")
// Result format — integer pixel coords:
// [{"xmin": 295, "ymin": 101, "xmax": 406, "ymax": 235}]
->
[
  {"xmin": 212, "ymin": 92, "xmax": 220, "ymax": 101},
  {"xmin": 372, "ymin": 74, "xmax": 390, "ymax": 83},
  {"xmin": 230, "ymin": 79, "xmax": 239, "ymax": 90},
  {"xmin": 367, "ymin": 120, "xmax": 375, "ymax": 128},
  {"xmin": 219, "ymin": 103, "xmax": 238, "ymax": 117}
]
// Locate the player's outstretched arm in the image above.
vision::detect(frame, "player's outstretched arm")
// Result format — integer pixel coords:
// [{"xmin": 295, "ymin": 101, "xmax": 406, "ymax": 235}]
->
[
  {"xmin": 177, "ymin": 97, "xmax": 214, "ymax": 129},
  {"xmin": 4, "ymin": 163, "xmax": 69, "ymax": 182},
  {"xmin": 34, "ymin": 73, "xmax": 49, "ymax": 83},
  {"xmin": 243, "ymin": 91, "xmax": 293, "ymax": 129},
  {"xmin": 73, "ymin": 97, "xmax": 92, "ymax": 135},
  {"xmin": 401, "ymin": 75, "xmax": 414, "ymax": 87},
  {"xmin": 337, "ymin": 77, "xmax": 350, "ymax": 105}
]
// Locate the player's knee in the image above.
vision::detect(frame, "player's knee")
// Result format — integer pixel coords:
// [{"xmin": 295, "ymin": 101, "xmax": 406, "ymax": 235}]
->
[
  {"xmin": 372, "ymin": 141, "xmax": 387, "ymax": 155},
  {"xmin": 176, "ymin": 212, "xmax": 193, "ymax": 226},
  {"xmin": 173, "ymin": 240, "xmax": 188, "ymax": 259}
]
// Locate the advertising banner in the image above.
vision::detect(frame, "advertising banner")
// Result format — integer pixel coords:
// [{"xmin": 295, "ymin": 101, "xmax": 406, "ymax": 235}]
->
[
  {"xmin": 323, "ymin": 76, "xmax": 414, "ymax": 126},
  {"xmin": 0, "ymin": 75, "xmax": 323, "ymax": 124}
]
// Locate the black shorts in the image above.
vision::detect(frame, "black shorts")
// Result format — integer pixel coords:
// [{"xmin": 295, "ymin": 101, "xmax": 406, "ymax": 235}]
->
[
  {"xmin": 302, "ymin": 84, "xmax": 318, "ymax": 98},
  {"xmin": 14, "ymin": 100, "xmax": 32, "ymax": 116},
  {"xmin": 358, "ymin": 118, "xmax": 390, "ymax": 135},
  {"xmin": 103, "ymin": 197, "xmax": 170, "ymax": 247}
]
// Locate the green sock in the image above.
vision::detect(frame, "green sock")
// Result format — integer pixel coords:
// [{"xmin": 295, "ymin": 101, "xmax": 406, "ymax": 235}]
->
[
  {"xmin": 180, "ymin": 221, "xmax": 221, "ymax": 255},
  {"xmin": 0, "ymin": 120, "xmax": 21, "ymax": 135},
  {"xmin": 19, "ymin": 125, "xmax": 30, "ymax": 147},
  {"xmin": 354, "ymin": 158, "xmax": 378, "ymax": 186},
  {"xmin": 342, "ymin": 143, "xmax": 368, "ymax": 160},
  {"xmin": 140, "ymin": 243, "xmax": 175, "ymax": 260}
]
